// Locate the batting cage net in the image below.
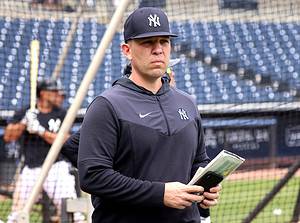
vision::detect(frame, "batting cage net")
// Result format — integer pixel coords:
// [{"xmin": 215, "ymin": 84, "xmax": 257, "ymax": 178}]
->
[{"xmin": 0, "ymin": 0, "xmax": 299, "ymax": 222}]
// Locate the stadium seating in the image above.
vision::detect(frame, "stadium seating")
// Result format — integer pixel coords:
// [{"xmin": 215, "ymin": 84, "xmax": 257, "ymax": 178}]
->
[{"xmin": 0, "ymin": 17, "xmax": 300, "ymax": 111}]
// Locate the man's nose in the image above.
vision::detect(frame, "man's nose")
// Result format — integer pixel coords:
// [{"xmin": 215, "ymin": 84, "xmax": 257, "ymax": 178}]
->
[{"xmin": 152, "ymin": 42, "xmax": 163, "ymax": 54}]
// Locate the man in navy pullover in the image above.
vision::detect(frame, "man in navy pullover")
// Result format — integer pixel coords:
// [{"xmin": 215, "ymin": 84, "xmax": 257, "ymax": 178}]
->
[{"xmin": 78, "ymin": 7, "xmax": 221, "ymax": 223}]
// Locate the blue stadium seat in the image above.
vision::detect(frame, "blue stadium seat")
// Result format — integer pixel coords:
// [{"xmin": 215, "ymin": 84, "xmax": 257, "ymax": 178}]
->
[{"xmin": 0, "ymin": 18, "xmax": 300, "ymax": 111}]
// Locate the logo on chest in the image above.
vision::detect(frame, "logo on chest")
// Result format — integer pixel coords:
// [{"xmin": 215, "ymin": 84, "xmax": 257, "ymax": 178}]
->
[
  {"xmin": 139, "ymin": 112, "xmax": 153, "ymax": 119},
  {"xmin": 48, "ymin": 118, "xmax": 62, "ymax": 133},
  {"xmin": 178, "ymin": 108, "xmax": 189, "ymax": 120}
]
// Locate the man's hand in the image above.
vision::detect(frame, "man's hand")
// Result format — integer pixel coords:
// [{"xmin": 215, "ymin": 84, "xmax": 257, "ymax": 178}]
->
[
  {"xmin": 21, "ymin": 109, "xmax": 39, "ymax": 125},
  {"xmin": 24, "ymin": 109, "xmax": 46, "ymax": 136},
  {"xmin": 199, "ymin": 184, "xmax": 222, "ymax": 209},
  {"xmin": 26, "ymin": 118, "xmax": 46, "ymax": 136},
  {"xmin": 164, "ymin": 182, "xmax": 204, "ymax": 209}
]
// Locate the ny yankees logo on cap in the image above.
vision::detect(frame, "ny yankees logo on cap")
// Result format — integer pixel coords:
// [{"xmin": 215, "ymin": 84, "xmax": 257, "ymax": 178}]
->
[
  {"xmin": 123, "ymin": 7, "xmax": 177, "ymax": 42},
  {"xmin": 148, "ymin": 14, "xmax": 160, "ymax": 27}
]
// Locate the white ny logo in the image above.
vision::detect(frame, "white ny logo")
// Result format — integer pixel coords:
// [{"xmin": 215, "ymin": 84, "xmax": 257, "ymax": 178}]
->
[
  {"xmin": 148, "ymin": 14, "xmax": 160, "ymax": 27},
  {"xmin": 178, "ymin": 108, "xmax": 189, "ymax": 120},
  {"xmin": 48, "ymin": 118, "xmax": 62, "ymax": 133}
]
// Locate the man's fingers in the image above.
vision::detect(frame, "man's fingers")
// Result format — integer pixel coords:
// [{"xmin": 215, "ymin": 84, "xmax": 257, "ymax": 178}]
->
[
  {"xmin": 204, "ymin": 184, "xmax": 222, "ymax": 200},
  {"xmin": 199, "ymin": 202, "xmax": 210, "ymax": 209},
  {"xmin": 185, "ymin": 193, "xmax": 204, "ymax": 203},
  {"xmin": 185, "ymin": 185, "xmax": 204, "ymax": 194},
  {"xmin": 203, "ymin": 191, "xmax": 220, "ymax": 200},
  {"xmin": 208, "ymin": 184, "xmax": 222, "ymax": 193},
  {"xmin": 181, "ymin": 200, "xmax": 193, "ymax": 208},
  {"xmin": 201, "ymin": 198, "xmax": 218, "ymax": 207},
  {"xmin": 164, "ymin": 182, "xmax": 207, "ymax": 209},
  {"xmin": 197, "ymin": 184, "xmax": 222, "ymax": 208}
]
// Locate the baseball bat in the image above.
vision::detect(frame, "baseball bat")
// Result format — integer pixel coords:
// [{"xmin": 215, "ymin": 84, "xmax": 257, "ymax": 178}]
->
[{"xmin": 30, "ymin": 40, "xmax": 40, "ymax": 111}]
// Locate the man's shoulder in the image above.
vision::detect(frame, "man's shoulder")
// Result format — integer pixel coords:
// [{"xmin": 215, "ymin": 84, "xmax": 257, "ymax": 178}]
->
[
  {"xmin": 88, "ymin": 84, "xmax": 134, "ymax": 117},
  {"xmin": 50, "ymin": 106, "xmax": 67, "ymax": 117},
  {"xmin": 103, "ymin": 82, "xmax": 125, "ymax": 93},
  {"xmin": 15, "ymin": 106, "xmax": 29, "ymax": 114},
  {"xmin": 100, "ymin": 84, "xmax": 128, "ymax": 102},
  {"xmin": 10, "ymin": 106, "xmax": 29, "ymax": 122},
  {"xmin": 52, "ymin": 106, "xmax": 66, "ymax": 112},
  {"xmin": 171, "ymin": 87, "xmax": 197, "ymax": 104}
]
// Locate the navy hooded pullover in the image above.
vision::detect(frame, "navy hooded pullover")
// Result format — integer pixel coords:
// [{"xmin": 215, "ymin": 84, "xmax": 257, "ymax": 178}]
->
[{"xmin": 78, "ymin": 77, "xmax": 210, "ymax": 223}]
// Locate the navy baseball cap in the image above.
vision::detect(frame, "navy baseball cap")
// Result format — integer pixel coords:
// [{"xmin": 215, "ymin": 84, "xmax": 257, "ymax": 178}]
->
[
  {"xmin": 37, "ymin": 78, "xmax": 65, "ymax": 97},
  {"xmin": 124, "ymin": 7, "xmax": 178, "ymax": 42}
]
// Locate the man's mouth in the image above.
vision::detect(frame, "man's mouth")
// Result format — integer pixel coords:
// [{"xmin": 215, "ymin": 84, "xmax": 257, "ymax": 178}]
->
[{"xmin": 151, "ymin": 60, "xmax": 164, "ymax": 65}]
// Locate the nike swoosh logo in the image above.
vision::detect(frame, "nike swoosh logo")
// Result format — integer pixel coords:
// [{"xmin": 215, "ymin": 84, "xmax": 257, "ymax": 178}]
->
[{"xmin": 139, "ymin": 112, "xmax": 153, "ymax": 118}]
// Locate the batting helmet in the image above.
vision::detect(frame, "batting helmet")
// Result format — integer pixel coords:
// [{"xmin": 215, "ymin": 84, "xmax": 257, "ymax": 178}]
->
[{"xmin": 37, "ymin": 78, "xmax": 64, "ymax": 97}]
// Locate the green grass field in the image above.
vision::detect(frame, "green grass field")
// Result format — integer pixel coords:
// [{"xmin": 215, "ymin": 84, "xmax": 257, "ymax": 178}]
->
[
  {"xmin": 0, "ymin": 199, "xmax": 43, "ymax": 223},
  {"xmin": 211, "ymin": 176, "xmax": 300, "ymax": 223},
  {"xmin": 0, "ymin": 176, "xmax": 299, "ymax": 223}
]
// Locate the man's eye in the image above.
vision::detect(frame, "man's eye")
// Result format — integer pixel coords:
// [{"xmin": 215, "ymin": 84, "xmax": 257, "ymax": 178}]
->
[{"xmin": 161, "ymin": 40, "xmax": 170, "ymax": 44}]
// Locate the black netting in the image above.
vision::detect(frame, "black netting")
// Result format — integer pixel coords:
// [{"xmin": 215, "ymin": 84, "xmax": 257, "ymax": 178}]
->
[{"xmin": 0, "ymin": 1, "xmax": 299, "ymax": 222}]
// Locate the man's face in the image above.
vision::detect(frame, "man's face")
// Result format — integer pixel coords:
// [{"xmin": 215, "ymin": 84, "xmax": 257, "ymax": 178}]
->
[
  {"xmin": 122, "ymin": 36, "xmax": 171, "ymax": 80},
  {"xmin": 54, "ymin": 91, "xmax": 65, "ymax": 107},
  {"xmin": 40, "ymin": 90, "xmax": 57, "ymax": 106}
]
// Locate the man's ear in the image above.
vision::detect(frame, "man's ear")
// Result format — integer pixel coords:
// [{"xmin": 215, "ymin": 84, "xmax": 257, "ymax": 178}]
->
[{"xmin": 121, "ymin": 43, "xmax": 132, "ymax": 60}]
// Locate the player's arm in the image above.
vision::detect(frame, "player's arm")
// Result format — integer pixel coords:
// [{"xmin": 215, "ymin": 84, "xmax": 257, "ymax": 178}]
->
[
  {"xmin": 24, "ymin": 109, "xmax": 70, "ymax": 144},
  {"xmin": 3, "ymin": 123, "xmax": 26, "ymax": 142},
  {"xmin": 39, "ymin": 131, "xmax": 70, "ymax": 145},
  {"xmin": 61, "ymin": 130, "xmax": 80, "ymax": 167},
  {"xmin": 4, "ymin": 109, "xmax": 27, "ymax": 142}
]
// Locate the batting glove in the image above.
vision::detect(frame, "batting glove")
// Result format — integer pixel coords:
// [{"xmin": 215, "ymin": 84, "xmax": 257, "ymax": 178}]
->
[
  {"xmin": 26, "ymin": 115, "xmax": 45, "ymax": 136},
  {"xmin": 21, "ymin": 109, "xmax": 39, "ymax": 125}
]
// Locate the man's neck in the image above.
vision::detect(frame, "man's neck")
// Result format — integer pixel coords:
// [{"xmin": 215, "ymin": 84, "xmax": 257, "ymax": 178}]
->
[
  {"xmin": 37, "ymin": 101, "xmax": 52, "ymax": 113},
  {"xmin": 129, "ymin": 73, "xmax": 162, "ymax": 94}
]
